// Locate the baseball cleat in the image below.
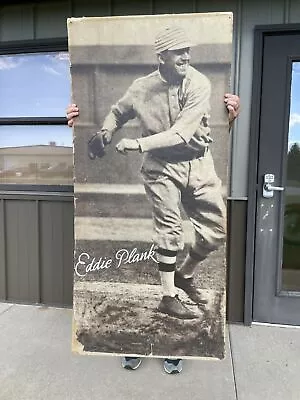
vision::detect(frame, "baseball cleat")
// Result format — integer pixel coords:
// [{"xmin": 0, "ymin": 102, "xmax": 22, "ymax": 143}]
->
[
  {"xmin": 174, "ymin": 272, "xmax": 208, "ymax": 305},
  {"xmin": 158, "ymin": 295, "xmax": 199, "ymax": 319}
]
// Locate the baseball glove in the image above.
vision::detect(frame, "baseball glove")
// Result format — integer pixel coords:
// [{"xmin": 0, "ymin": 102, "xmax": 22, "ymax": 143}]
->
[{"xmin": 87, "ymin": 132, "xmax": 106, "ymax": 160}]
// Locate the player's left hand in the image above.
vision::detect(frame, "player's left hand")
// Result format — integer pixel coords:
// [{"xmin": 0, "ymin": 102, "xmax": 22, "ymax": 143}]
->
[
  {"xmin": 224, "ymin": 93, "xmax": 240, "ymax": 123},
  {"xmin": 116, "ymin": 138, "xmax": 140, "ymax": 155}
]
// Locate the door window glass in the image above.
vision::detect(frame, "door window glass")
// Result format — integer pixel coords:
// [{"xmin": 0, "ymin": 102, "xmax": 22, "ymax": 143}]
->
[{"xmin": 282, "ymin": 61, "xmax": 300, "ymax": 291}]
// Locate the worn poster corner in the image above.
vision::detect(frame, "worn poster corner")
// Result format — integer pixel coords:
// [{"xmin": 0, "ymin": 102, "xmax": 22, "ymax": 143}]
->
[{"xmin": 71, "ymin": 318, "xmax": 84, "ymax": 354}]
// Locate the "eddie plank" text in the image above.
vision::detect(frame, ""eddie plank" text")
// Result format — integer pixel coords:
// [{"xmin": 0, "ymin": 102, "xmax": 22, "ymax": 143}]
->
[{"xmin": 74, "ymin": 244, "xmax": 158, "ymax": 277}]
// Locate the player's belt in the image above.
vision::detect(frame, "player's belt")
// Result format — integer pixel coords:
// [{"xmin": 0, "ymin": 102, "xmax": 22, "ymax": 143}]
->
[{"xmin": 150, "ymin": 145, "xmax": 208, "ymax": 162}]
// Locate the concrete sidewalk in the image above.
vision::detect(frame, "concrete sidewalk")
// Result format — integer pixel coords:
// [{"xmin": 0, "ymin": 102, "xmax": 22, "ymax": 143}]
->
[{"xmin": 0, "ymin": 302, "xmax": 299, "ymax": 400}]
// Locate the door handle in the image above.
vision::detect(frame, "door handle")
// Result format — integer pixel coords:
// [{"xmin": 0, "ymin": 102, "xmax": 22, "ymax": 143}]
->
[
  {"xmin": 264, "ymin": 183, "xmax": 284, "ymax": 192},
  {"xmin": 262, "ymin": 174, "xmax": 285, "ymax": 198}
]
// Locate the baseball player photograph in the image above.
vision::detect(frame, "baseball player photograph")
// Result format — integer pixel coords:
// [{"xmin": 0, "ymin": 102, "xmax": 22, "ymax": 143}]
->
[{"xmin": 68, "ymin": 13, "xmax": 238, "ymax": 367}]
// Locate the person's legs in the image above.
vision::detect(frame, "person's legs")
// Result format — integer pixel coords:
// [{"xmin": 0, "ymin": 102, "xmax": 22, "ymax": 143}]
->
[{"xmin": 177, "ymin": 152, "xmax": 226, "ymax": 301}]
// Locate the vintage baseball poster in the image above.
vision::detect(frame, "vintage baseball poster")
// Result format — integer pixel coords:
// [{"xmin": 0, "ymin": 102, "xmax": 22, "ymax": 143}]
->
[{"xmin": 68, "ymin": 13, "xmax": 233, "ymax": 359}]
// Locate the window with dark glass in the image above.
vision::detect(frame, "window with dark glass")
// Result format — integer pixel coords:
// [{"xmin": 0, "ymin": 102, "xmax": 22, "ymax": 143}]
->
[
  {"xmin": 0, "ymin": 45, "xmax": 72, "ymax": 188},
  {"xmin": 282, "ymin": 61, "xmax": 300, "ymax": 291}
]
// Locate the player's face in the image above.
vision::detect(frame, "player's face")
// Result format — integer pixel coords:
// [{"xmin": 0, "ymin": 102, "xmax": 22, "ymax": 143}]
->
[{"xmin": 160, "ymin": 48, "xmax": 191, "ymax": 79}]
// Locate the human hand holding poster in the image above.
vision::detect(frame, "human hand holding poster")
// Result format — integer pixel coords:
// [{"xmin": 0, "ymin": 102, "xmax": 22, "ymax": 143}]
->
[{"xmin": 68, "ymin": 13, "xmax": 233, "ymax": 359}]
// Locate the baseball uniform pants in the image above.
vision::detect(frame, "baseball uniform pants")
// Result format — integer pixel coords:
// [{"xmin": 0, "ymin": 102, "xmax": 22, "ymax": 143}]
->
[{"xmin": 141, "ymin": 150, "xmax": 226, "ymax": 258}]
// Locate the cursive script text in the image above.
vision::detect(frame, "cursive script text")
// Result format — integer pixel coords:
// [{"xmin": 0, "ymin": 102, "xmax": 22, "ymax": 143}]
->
[{"xmin": 74, "ymin": 244, "xmax": 158, "ymax": 277}]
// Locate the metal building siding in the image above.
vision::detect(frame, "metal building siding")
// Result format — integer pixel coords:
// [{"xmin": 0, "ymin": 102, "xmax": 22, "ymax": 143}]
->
[
  {"xmin": 39, "ymin": 200, "xmax": 74, "ymax": 305},
  {"xmin": 290, "ymin": 0, "xmax": 300, "ymax": 22},
  {"xmin": 227, "ymin": 200, "xmax": 247, "ymax": 321},
  {"xmin": 0, "ymin": 4, "xmax": 34, "ymax": 41},
  {"xmin": 0, "ymin": 199, "xmax": 6, "ymax": 298},
  {"xmin": 5, "ymin": 200, "xmax": 39, "ymax": 303},
  {"xmin": 0, "ymin": 196, "xmax": 73, "ymax": 305},
  {"xmin": 72, "ymin": 0, "xmax": 111, "ymax": 17},
  {"xmin": 35, "ymin": 2, "xmax": 71, "ymax": 39},
  {"xmin": 111, "ymin": 0, "xmax": 153, "ymax": 15}
]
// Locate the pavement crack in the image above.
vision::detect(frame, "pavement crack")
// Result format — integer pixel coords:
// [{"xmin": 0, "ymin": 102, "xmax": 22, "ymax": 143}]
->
[
  {"xmin": 0, "ymin": 304, "xmax": 14, "ymax": 317},
  {"xmin": 228, "ymin": 326, "xmax": 239, "ymax": 400}
]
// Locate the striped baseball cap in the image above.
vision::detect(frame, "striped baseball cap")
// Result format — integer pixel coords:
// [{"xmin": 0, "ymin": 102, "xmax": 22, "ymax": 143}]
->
[{"xmin": 154, "ymin": 26, "xmax": 194, "ymax": 54}]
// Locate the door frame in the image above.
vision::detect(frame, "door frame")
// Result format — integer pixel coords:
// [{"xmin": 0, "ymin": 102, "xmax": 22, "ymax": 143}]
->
[{"xmin": 245, "ymin": 23, "xmax": 300, "ymax": 325}]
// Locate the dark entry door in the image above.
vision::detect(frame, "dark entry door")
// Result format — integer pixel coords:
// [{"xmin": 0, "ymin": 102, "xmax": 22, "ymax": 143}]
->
[{"xmin": 253, "ymin": 29, "xmax": 300, "ymax": 325}]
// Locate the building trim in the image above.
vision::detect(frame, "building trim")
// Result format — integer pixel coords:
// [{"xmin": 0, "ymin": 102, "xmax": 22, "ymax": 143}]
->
[{"xmin": 0, "ymin": 37, "xmax": 67, "ymax": 53}]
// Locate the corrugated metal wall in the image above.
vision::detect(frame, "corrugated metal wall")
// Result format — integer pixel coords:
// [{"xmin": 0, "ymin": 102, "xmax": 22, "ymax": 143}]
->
[
  {"xmin": 0, "ymin": 0, "xmax": 299, "ymax": 319},
  {"xmin": 0, "ymin": 193, "xmax": 74, "ymax": 305}
]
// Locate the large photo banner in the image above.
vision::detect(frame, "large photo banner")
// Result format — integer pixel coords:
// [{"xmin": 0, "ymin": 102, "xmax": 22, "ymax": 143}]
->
[{"xmin": 68, "ymin": 13, "xmax": 233, "ymax": 359}]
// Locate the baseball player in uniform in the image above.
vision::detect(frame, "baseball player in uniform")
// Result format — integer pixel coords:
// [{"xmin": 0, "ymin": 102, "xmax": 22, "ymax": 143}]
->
[
  {"xmin": 101, "ymin": 26, "xmax": 229, "ymax": 319},
  {"xmin": 68, "ymin": 26, "xmax": 240, "ymax": 323}
]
